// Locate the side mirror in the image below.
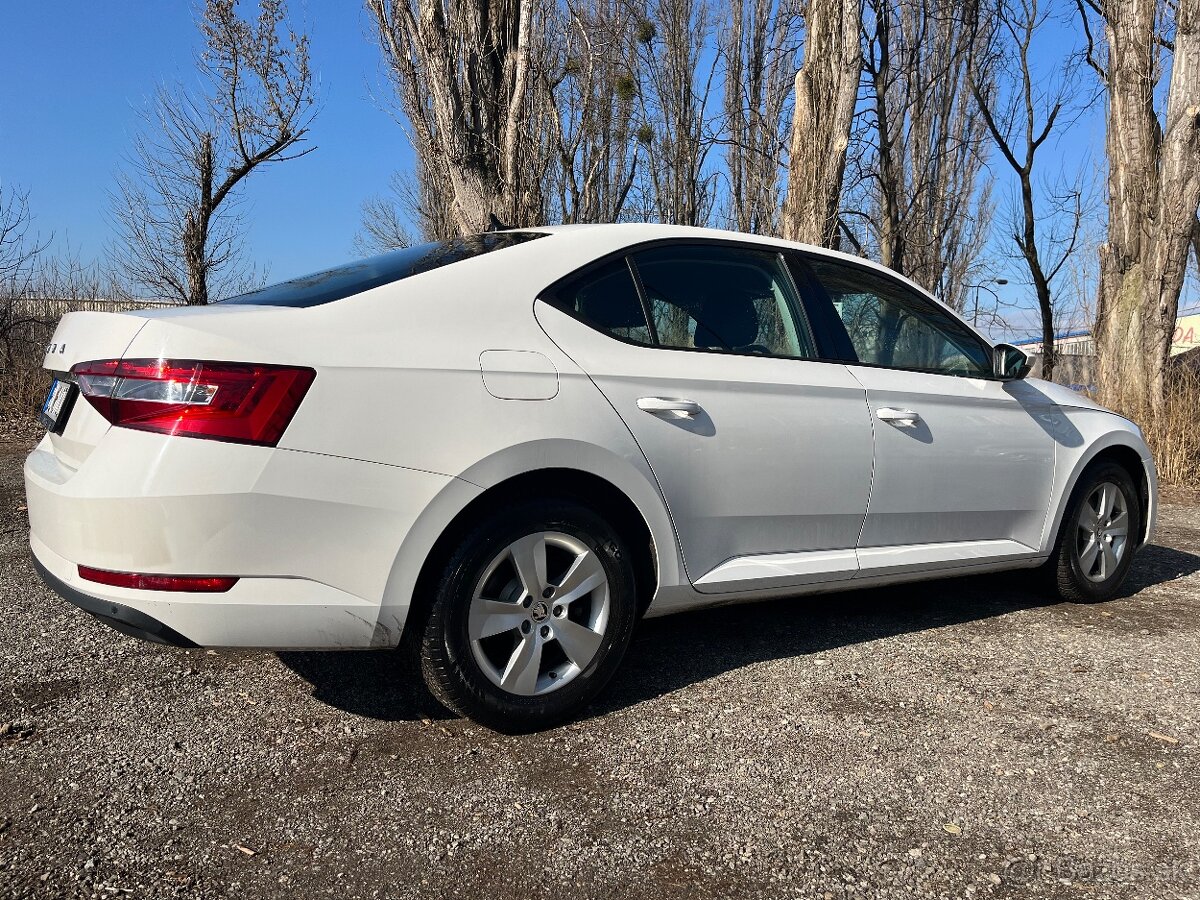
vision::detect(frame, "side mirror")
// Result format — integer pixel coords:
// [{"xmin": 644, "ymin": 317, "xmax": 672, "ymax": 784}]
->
[{"xmin": 993, "ymin": 343, "xmax": 1031, "ymax": 380}]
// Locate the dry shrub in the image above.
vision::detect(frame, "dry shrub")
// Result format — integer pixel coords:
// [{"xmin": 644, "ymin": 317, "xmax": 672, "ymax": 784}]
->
[
  {"xmin": 0, "ymin": 316, "xmax": 54, "ymax": 419},
  {"xmin": 0, "ymin": 297, "xmax": 178, "ymax": 419},
  {"xmin": 0, "ymin": 337, "xmax": 53, "ymax": 422},
  {"xmin": 1108, "ymin": 366, "xmax": 1200, "ymax": 489}
]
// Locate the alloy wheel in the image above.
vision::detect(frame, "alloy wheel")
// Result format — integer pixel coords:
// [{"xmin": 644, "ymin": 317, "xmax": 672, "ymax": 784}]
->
[
  {"xmin": 467, "ymin": 531, "xmax": 610, "ymax": 696},
  {"xmin": 1075, "ymin": 481, "xmax": 1130, "ymax": 583}
]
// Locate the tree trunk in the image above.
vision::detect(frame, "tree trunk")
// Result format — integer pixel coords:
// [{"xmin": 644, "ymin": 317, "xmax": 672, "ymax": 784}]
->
[
  {"xmin": 368, "ymin": 0, "xmax": 544, "ymax": 236},
  {"xmin": 1095, "ymin": 0, "xmax": 1200, "ymax": 415},
  {"xmin": 781, "ymin": 0, "xmax": 862, "ymax": 246}
]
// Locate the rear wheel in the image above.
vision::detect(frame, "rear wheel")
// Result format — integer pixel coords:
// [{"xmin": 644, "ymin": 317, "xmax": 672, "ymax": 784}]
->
[
  {"xmin": 1045, "ymin": 461, "xmax": 1141, "ymax": 603},
  {"xmin": 415, "ymin": 499, "xmax": 637, "ymax": 731}
]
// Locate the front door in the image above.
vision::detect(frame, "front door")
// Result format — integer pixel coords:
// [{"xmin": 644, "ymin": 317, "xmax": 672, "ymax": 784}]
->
[{"xmin": 801, "ymin": 254, "xmax": 1057, "ymax": 575}]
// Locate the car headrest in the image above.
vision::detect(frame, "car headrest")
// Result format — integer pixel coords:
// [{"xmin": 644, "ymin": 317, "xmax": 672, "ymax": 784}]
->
[
  {"xmin": 691, "ymin": 266, "xmax": 771, "ymax": 349},
  {"xmin": 692, "ymin": 293, "xmax": 759, "ymax": 349}
]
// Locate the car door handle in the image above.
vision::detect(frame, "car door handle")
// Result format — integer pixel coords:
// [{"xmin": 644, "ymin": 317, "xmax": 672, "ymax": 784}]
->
[
  {"xmin": 637, "ymin": 397, "xmax": 702, "ymax": 417},
  {"xmin": 876, "ymin": 407, "xmax": 921, "ymax": 427}
]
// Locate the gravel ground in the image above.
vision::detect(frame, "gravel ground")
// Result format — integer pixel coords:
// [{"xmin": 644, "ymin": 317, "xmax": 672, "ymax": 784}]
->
[{"xmin": 1, "ymin": 425, "xmax": 1198, "ymax": 900}]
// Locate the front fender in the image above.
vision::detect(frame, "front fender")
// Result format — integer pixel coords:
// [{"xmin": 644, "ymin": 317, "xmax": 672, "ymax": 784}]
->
[{"xmin": 1041, "ymin": 410, "xmax": 1157, "ymax": 555}]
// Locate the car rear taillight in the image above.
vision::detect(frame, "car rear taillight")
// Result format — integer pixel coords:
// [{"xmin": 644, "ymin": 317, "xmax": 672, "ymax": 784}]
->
[
  {"xmin": 71, "ymin": 359, "xmax": 315, "ymax": 446},
  {"xmin": 78, "ymin": 565, "xmax": 238, "ymax": 593}
]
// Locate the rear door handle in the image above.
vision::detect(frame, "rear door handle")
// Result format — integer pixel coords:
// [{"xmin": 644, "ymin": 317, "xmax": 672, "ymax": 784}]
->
[
  {"xmin": 637, "ymin": 397, "xmax": 701, "ymax": 417},
  {"xmin": 876, "ymin": 407, "xmax": 921, "ymax": 427}
]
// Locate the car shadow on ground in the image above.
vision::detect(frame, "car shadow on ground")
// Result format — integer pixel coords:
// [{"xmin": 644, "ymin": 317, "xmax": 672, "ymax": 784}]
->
[{"xmin": 277, "ymin": 542, "xmax": 1200, "ymax": 725}]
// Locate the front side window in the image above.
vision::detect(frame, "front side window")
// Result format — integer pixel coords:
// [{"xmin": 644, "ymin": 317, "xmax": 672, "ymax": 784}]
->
[
  {"xmin": 629, "ymin": 245, "xmax": 815, "ymax": 358},
  {"xmin": 807, "ymin": 257, "xmax": 991, "ymax": 377}
]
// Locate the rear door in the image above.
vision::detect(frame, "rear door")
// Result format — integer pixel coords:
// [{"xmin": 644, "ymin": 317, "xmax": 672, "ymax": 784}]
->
[
  {"xmin": 536, "ymin": 241, "xmax": 875, "ymax": 593},
  {"xmin": 797, "ymin": 254, "xmax": 1057, "ymax": 575}
]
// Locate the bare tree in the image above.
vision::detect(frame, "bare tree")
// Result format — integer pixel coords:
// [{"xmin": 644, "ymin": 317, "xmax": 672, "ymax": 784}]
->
[
  {"xmin": 0, "ymin": 183, "xmax": 49, "ymax": 372},
  {"xmin": 971, "ymin": 0, "xmax": 1088, "ymax": 379},
  {"xmin": 631, "ymin": 0, "xmax": 721, "ymax": 225},
  {"xmin": 851, "ymin": 0, "xmax": 994, "ymax": 311},
  {"xmin": 111, "ymin": 0, "xmax": 315, "ymax": 305},
  {"xmin": 357, "ymin": 180, "xmax": 420, "ymax": 254},
  {"xmin": 356, "ymin": 161, "xmax": 458, "ymax": 252},
  {"xmin": 780, "ymin": 0, "xmax": 862, "ymax": 245},
  {"xmin": 539, "ymin": 0, "xmax": 644, "ymax": 224},
  {"xmin": 367, "ymin": 0, "xmax": 548, "ymax": 235},
  {"xmin": 722, "ymin": 0, "xmax": 803, "ymax": 235},
  {"xmin": 1078, "ymin": 0, "xmax": 1200, "ymax": 414}
]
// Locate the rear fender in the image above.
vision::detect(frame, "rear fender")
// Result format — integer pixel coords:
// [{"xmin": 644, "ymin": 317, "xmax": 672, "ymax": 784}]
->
[{"xmin": 376, "ymin": 439, "xmax": 687, "ymax": 645}]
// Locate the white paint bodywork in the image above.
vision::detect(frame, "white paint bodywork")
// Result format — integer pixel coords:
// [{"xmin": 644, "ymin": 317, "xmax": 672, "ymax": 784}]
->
[{"xmin": 24, "ymin": 224, "xmax": 1157, "ymax": 648}]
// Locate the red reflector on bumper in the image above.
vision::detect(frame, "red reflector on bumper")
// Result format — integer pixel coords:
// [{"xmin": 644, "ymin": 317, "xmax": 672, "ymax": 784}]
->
[{"xmin": 78, "ymin": 565, "xmax": 238, "ymax": 593}]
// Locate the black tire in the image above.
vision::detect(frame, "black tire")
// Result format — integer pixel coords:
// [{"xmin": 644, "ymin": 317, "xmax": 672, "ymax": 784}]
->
[
  {"xmin": 1043, "ymin": 461, "xmax": 1141, "ymax": 603},
  {"xmin": 413, "ymin": 498, "xmax": 637, "ymax": 732}
]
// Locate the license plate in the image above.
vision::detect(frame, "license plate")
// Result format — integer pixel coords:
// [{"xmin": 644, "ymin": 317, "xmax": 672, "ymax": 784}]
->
[{"xmin": 40, "ymin": 379, "xmax": 75, "ymax": 432}]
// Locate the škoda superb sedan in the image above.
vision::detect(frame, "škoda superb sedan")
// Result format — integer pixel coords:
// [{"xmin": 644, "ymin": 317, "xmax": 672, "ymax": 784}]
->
[{"xmin": 26, "ymin": 224, "xmax": 1156, "ymax": 730}]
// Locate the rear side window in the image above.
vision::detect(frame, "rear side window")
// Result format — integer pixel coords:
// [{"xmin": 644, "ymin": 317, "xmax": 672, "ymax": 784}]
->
[
  {"xmin": 630, "ymin": 245, "xmax": 814, "ymax": 358},
  {"xmin": 221, "ymin": 232, "xmax": 547, "ymax": 308},
  {"xmin": 542, "ymin": 259, "xmax": 653, "ymax": 345},
  {"xmin": 807, "ymin": 257, "xmax": 992, "ymax": 377}
]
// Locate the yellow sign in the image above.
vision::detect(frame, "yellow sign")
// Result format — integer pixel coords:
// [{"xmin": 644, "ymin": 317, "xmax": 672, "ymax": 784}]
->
[{"xmin": 1172, "ymin": 313, "xmax": 1200, "ymax": 355}]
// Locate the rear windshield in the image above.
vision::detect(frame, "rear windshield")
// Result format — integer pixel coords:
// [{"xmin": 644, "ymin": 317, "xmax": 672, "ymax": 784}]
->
[{"xmin": 220, "ymin": 231, "xmax": 547, "ymax": 308}]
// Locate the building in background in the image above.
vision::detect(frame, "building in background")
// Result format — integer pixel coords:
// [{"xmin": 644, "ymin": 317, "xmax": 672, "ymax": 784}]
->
[
  {"xmin": 1172, "ymin": 313, "xmax": 1200, "ymax": 356},
  {"xmin": 1010, "ymin": 329, "xmax": 1095, "ymax": 357},
  {"xmin": 1009, "ymin": 312, "xmax": 1200, "ymax": 388}
]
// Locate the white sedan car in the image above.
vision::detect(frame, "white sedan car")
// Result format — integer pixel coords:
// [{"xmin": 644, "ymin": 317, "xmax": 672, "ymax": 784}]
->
[{"xmin": 25, "ymin": 224, "xmax": 1156, "ymax": 730}]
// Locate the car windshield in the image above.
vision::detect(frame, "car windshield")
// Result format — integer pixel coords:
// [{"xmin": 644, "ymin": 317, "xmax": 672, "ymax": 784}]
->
[{"xmin": 220, "ymin": 231, "xmax": 547, "ymax": 308}]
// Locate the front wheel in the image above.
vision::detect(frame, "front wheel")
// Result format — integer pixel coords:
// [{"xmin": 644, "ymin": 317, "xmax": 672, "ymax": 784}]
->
[
  {"xmin": 414, "ymin": 499, "xmax": 638, "ymax": 732},
  {"xmin": 1046, "ymin": 461, "xmax": 1141, "ymax": 603}
]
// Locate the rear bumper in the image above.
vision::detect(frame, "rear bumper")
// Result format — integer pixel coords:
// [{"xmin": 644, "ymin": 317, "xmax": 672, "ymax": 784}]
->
[
  {"xmin": 32, "ymin": 555, "xmax": 198, "ymax": 648},
  {"xmin": 25, "ymin": 427, "xmax": 467, "ymax": 649}
]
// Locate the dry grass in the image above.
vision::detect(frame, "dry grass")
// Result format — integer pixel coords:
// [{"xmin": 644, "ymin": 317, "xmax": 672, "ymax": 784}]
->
[{"xmin": 1108, "ymin": 367, "xmax": 1200, "ymax": 489}]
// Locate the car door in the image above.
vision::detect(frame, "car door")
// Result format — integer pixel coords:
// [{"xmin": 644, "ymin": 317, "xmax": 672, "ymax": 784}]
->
[
  {"xmin": 799, "ymin": 254, "xmax": 1057, "ymax": 576},
  {"xmin": 535, "ymin": 242, "xmax": 875, "ymax": 593}
]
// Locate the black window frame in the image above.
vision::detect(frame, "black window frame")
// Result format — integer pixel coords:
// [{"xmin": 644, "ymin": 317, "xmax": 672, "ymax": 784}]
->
[{"xmin": 537, "ymin": 238, "xmax": 825, "ymax": 363}]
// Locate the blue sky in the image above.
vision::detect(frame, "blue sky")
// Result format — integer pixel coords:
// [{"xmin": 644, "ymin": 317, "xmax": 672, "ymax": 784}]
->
[{"xmin": 0, "ymin": 1, "xmax": 410, "ymax": 283}]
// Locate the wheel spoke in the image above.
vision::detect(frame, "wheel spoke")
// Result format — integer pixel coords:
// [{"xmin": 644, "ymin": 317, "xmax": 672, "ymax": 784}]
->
[
  {"xmin": 555, "ymin": 549, "xmax": 605, "ymax": 604},
  {"xmin": 1079, "ymin": 535, "xmax": 1100, "ymax": 575},
  {"xmin": 1077, "ymin": 504, "xmax": 1099, "ymax": 532},
  {"xmin": 469, "ymin": 599, "xmax": 526, "ymax": 641},
  {"xmin": 1100, "ymin": 541, "xmax": 1118, "ymax": 579},
  {"xmin": 508, "ymin": 533, "xmax": 548, "ymax": 599},
  {"xmin": 553, "ymin": 617, "xmax": 603, "ymax": 667},
  {"xmin": 1097, "ymin": 484, "xmax": 1115, "ymax": 521},
  {"xmin": 1106, "ymin": 508, "xmax": 1129, "ymax": 538},
  {"xmin": 499, "ymin": 633, "xmax": 543, "ymax": 695}
]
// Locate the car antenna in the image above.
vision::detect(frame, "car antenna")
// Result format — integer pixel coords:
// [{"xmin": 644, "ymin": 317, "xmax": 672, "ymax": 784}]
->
[{"xmin": 486, "ymin": 213, "xmax": 512, "ymax": 233}]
